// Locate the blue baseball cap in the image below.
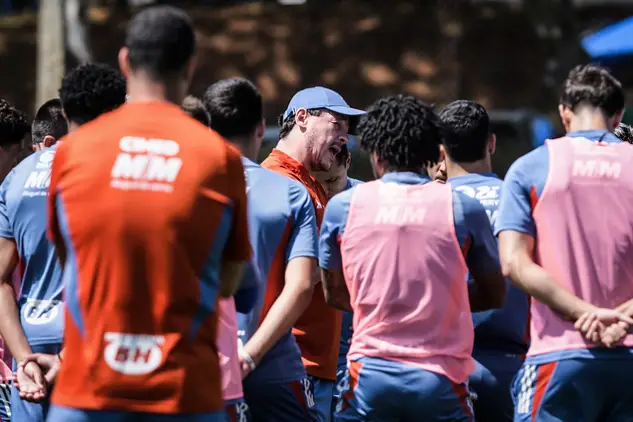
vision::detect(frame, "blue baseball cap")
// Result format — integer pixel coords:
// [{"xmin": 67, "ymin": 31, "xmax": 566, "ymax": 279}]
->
[{"xmin": 282, "ymin": 87, "xmax": 366, "ymax": 134}]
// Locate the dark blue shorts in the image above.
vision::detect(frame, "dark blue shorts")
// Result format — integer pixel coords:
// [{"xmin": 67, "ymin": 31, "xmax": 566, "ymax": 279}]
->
[
  {"xmin": 242, "ymin": 378, "xmax": 317, "ymax": 422},
  {"xmin": 46, "ymin": 406, "xmax": 228, "ymax": 422},
  {"xmin": 512, "ymin": 358, "xmax": 633, "ymax": 421},
  {"xmin": 224, "ymin": 397, "xmax": 250, "ymax": 422},
  {"xmin": 335, "ymin": 357, "xmax": 473, "ymax": 422},
  {"xmin": 469, "ymin": 351, "xmax": 523, "ymax": 422}
]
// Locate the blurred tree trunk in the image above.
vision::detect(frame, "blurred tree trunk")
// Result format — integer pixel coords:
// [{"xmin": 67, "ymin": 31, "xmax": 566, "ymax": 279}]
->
[
  {"xmin": 435, "ymin": 0, "xmax": 467, "ymax": 102},
  {"xmin": 36, "ymin": 0, "xmax": 65, "ymax": 111},
  {"xmin": 66, "ymin": 0, "xmax": 93, "ymax": 64}
]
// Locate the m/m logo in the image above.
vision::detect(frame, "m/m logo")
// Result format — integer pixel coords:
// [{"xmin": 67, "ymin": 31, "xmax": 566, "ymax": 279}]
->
[
  {"xmin": 110, "ymin": 136, "xmax": 183, "ymax": 192},
  {"xmin": 23, "ymin": 150, "xmax": 56, "ymax": 196}
]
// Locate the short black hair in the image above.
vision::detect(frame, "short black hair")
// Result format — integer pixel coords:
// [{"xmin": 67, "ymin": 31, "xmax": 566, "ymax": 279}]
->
[
  {"xmin": 59, "ymin": 63, "xmax": 127, "ymax": 126},
  {"xmin": 125, "ymin": 5, "xmax": 196, "ymax": 81},
  {"xmin": 0, "ymin": 98, "xmax": 30, "ymax": 148},
  {"xmin": 357, "ymin": 95, "xmax": 442, "ymax": 171},
  {"xmin": 559, "ymin": 64, "xmax": 624, "ymax": 116},
  {"xmin": 182, "ymin": 95, "xmax": 210, "ymax": 127},
  {"xmin": 203, "ymin": 78, "xmax": 263, "ymax": 139},
  {"xmin": 439, "ymin": 100, "xmax": 490, "ymax": 163},
  {"xmin": 614, "ymin": 122, "xmax": 633, "ymax": 144},
  {"xmin": 32, "ymin": 98, "xmax": 68, "ymax": 145}
]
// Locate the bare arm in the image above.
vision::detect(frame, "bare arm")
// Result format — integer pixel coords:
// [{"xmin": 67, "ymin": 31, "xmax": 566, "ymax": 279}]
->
[
  {"xmin": 0, "ymin": 237, "xmax": 33, "ymax": 361},
  {"xmin": 321, "ymin": 268, "xmax": 352, "ymax": 312},
  {"xmin": 243, "ymin": 257, "xmax": 316, "ymax": 363},
  {"xmin": 498, "ymin": 230, "xmax": 595, "ymax": 321}
]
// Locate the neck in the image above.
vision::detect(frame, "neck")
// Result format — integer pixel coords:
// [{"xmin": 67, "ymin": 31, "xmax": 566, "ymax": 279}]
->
[
  {"xmin": 446, "ymin": 157, "xmax": 491, "ymax": 178},
  {"xmin": 68, "ymin": 121, "xmax": 82, "ymax": 133},
  {"xmin": 126, "ymin": 73, "xmax": 183, "ymax": 105},
  {"xmin": 228, "ymin": 136, "xmax": 258, "ymax": 161},
  {"xmin": 568, "ymin": 108, "xmax": 612, "ymax": 133},
  {"xmin": 276, "ymin": 135, "xmax": 311, "ymax": 171}
]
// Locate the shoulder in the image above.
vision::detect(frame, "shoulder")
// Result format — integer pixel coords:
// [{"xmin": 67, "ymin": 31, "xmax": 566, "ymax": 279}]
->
[
  {"xmin": 347, "ymin": 177, "xmax": 364, "ymax": 188},
  {"xmin": 326, "ymin": 187, "xmax": 355, "ymax": 215},
  {"xmin": 452, "ymin": 189, "xmax": 485, "ymax": 215},
  {"xmin": 508, "ymin": 145, "xmax": 549, "ymax": 179}
]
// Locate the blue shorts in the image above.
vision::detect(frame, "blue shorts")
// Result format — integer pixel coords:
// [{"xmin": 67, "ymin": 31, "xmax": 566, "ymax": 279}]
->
[
  {"xmin": 11, "ymin": 343, "xmax": 61, "ymax": 422},
  {"xmin": 0, "ymin": 382, "xmax": 10, "ymax": 422},
  {"xmin": 242, "ymin": 378, "xmax": 317, "ymax": 422},
  {"xmin": 335, "ymin": 357, "xmax": 473, "ymax": 422},
  {"xmin": 224, "ymin": 398, "xmax": 250, "ymax": 422},
  {"xmin": 307, "ymin": 375, "xmax": 334, "ymax": 422},
  {"xmin": 46, "ymin": 405, "xmax": 228, "ymax": 422},
  {"xmin": 469, "ymin": 351, "xmax": 523, "ymax": 422},
  {"xmin": 512, "ymin": 358, "xmax": 633, "ymax": 421}
]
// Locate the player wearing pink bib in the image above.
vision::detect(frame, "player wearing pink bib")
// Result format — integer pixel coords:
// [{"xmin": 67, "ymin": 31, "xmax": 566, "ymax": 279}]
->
[
  {"xmin": 497, "ymin": 64, "xmax": 633, "ymax": 421},
  {"xmin": 320, "ymin": 95, "xmax": 506, "ymax": 421}
]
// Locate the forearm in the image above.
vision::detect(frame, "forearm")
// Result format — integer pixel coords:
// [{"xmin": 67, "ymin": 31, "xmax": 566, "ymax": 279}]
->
[
  {"xmin": 219, "ymin": 261, "xmax": 245, "ymax": 298},
  {"xmin": 323, "ymin": 282, "xmax": 352, "ymax": 312},
  {"xmin": 0, "ymin": 283, "xmax": 32, "ymax": 361},
  {"xmin": 244, "ymin": 283, "xmax": 314, "ymax": 362},
  {"xmin": 505, "ymin": 258, "xmax": 595, "ymax": 321},
  {"xmin": 616, "ymin": 298, "xmax": 633, "ymax": 316}
]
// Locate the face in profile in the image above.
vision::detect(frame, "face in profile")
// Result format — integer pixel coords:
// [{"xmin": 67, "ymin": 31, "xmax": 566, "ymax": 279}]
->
[
  {"xmin": 305, "ymin": 110, "xmax": 350, "ymax": 172},
  {"xmin": 427, "ymin": 159, "xmax": 446, "ymax": 182},
  {"xmin": 313, "ymin": 155, "xmax": 350, "ymax": 199}
]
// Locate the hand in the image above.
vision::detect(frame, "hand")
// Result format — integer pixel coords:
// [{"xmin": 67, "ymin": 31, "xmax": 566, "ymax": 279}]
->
[
  {"xmin": 238, "ymin": 343, "xmax": 260, "ymax": 380},
  {"xmin": 31, "ymin": 142, "xmax": 45, "ymax": 152},
  {"xmin": 574, "ymin": 309, "xmax": 633, "ymax": 346},
  {"xmin": 15, "ymin": 361, "xmax": 46, "ymax": 402},
  {"xmin": 20, "ymin": 353, "xmax": 62, "ymax": 385}
]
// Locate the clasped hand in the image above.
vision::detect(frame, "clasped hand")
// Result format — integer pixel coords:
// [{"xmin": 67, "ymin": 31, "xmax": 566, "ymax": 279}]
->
[
  {"xmin": 13, "ymin": 353, "xmax": 61, "ymax": 403},
  {"xmin": 574, "ymin": 308, "xmax": 633, "ymax": 348}
]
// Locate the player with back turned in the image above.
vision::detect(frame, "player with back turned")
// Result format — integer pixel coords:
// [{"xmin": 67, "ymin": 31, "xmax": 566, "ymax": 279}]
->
[
  {"xmin": 319, "ymin": 95, "xmax": 505, "ymax": 421},
  {"xmin": 204, "ymin": 77, "xmax": 320, "ymax": 422},
  {"xmin": 440, "ymin": 100, "xmax": 529, "ymax": 422},
  {"xmin": 18, "ymin": 6, "xmax": 250, "ymax": 422},
  {"xmin": 497, "ymin": 64, "xmax": 633, "ymax": 421}
]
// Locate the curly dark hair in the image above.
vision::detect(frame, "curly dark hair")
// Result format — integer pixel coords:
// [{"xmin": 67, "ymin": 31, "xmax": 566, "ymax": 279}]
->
[
  {"xmin": 357, "ymin": 95, "xmax": 442, "ymax": 171},
  {"xmin": 0, "ymin": 98, "xmax": 30, "ymax": 147},
  {"xmin": 182, "ymin": 95, "xmax": 210, "ymax": 127},
  {"xmin": 614, "ymin": 122, "xmax": 633, "ymax": 144},
  {"xmin": 560, "ymin": 64, "xmax": 624, "ymax": 116},
  {"xmin": 59, "ymin": 63, "xmax": 127, "ymax": 126}
]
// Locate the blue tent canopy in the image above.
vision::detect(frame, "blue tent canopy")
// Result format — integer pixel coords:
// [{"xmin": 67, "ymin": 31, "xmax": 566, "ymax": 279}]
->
[{"xmin": 582, "ymin": 16, "xmax": 633, "ymax": 60}]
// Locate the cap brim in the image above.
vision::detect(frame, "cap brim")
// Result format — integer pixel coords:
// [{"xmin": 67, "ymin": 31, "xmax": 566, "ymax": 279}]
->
[{"xmin": 325, "ymin": 106, "xmax": 366, "ymax": 135}]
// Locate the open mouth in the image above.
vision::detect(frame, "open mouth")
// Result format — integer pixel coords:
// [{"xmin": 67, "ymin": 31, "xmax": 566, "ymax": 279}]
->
[{"xmin": 328, "ymin": 143, "xmax": 342, "ymax": 156}]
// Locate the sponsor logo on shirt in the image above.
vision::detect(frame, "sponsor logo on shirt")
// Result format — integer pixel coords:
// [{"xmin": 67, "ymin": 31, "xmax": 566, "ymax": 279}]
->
[
  {"xmin": 22, "ymin": 299, "xmax": 61, "ymax": 325},
  {"xmin": 22, "ymin": 150, "xmax": 56, "ymax": 197},
  {"xmin": 110, "ymin": 136, "xmax": 183, "ymax": 193},
  {"xmin": 454, "ymin": 185, "xmax": 500, "ymax": 226},
  {"xmin": 103, "ymin": 332, "xmax": 164, "ymax": 375}
]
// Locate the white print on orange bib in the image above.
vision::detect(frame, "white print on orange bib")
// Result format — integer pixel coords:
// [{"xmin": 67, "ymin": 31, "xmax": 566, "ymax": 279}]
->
[{"xmin": 103, "ymin": 332, "xmax": 165, "ymax": 375}]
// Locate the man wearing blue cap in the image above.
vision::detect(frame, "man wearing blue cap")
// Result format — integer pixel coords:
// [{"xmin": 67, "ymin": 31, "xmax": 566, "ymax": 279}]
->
[{"xmin": 262, "ymin": 87, "xmax": 365, "ymax": 422}]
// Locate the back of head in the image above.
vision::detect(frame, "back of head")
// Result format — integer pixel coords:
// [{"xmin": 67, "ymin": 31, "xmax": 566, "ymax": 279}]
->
[
  {"xmin": 559, "ymin": 64, "xmax": 624, "ymax": 117},
  {"xmin": 614, "ymin": 123, "xmax": 633, "ymax": 144},
  {"xmin": 32, "ymin": 98, "xmax": 68, "ymax": 145},
  {"xmin": 0, "ymin": 98, "xmax": 29, "ymax": 148},
  {"xmin": 439, "ymin": 100, "xmax": 489, "ymax": 163},
  {"xmin": 125, "ymin": 5, "xmax": 196, "ymax": 81},
  {"xmin": 181, "ymin": 95, "xmax": 210, "ymax": 127},
  {"xmin": 203, "ymin": 78, "xmax": 263, "ymax": 139},
  {"xmin": 357, "ymin": 95, "xmax": 442, "ymax": 172},
  {"xmin": 59, "ymin": 63, "xmax": 127, "ymax": 126}
]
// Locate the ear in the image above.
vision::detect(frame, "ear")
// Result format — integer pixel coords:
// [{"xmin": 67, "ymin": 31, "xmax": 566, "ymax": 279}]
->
[
  {"xmin": 345, "ymin": 153, "xmax": 351, "ymax": 170},
  {"xmin": 61, "ymin": 108, "xmax": 70, "ymax": 126},
  {"xmin": 185, "ymin": 55, "xmax": 198, "ymax": 85},
  {"xmin": 255, "ymin": 118, "xmax": 265, "ymax": 140},
  {"xmin": 43, "ymin": 135, "xmax": 56, "ymax": 148},
  {"xmin": 488, "ymin": 133, "xmax": 496, "ymax": 156},
  {"xmin": 558, "ymin": 104, "xmax": 572, "ymax": 133},
  {"xmin": 294, "ymin": 108, "xmax": 309, "ymax": 130},
  {"xmin": 118, "ymin": 47, "xmax": 130, "ymax": 78},
  {"xmin": 438, "ymin": 144, "xmax": 445, "ymax": 162}
]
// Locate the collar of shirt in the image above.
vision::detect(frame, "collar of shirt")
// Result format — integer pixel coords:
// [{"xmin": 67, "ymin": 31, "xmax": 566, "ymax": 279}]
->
[
  {"xmin": 381, "ymin": 171, "xmax": 431, "ymax": 185},
  {"xmin": 447, "ymin": 172, "xmax": 498, "ymax": 182},
  {"xmin": 566, "ymin": 130, "xmax": 621, "ymax": 144},
  {"xmin": 268, "ymin": 148, "xmax": 328, "ymax": 199}
]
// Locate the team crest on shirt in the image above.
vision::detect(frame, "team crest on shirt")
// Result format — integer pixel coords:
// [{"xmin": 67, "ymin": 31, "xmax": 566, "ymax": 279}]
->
[
  {"xmin": 22, "ymin": 299, "xmax": 60, "ymax": 325},
  {"xmin": 103, "ymin": 332, "xmax": 165, "ymax": 375},
  {"xmin": 110, "ymin": 136, "xmax": 183, "ymax": 193}
]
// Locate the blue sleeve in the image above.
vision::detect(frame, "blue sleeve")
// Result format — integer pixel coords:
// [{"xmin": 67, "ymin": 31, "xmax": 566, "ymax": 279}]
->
[
  {"xmin": 495, "ymin": 147, "xmax": 549, "ymax": 238},
  {"xmin": 453, "ymin": 192, "xmax": 500, "ymax": 274},
  {"xmin": 234, "ymin": 260, "xmax": 261, "ymax": 313},
  {"xmin": 286, "ymin": 181, "xmax": 318, "ymax": 262},
  {"xmin": 318, "ymin": 189, "xmax": 353, "ymax": 270},
  {"xmin": 0, "ymin": 169, "xmax": 16, "ymax": 239}
]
